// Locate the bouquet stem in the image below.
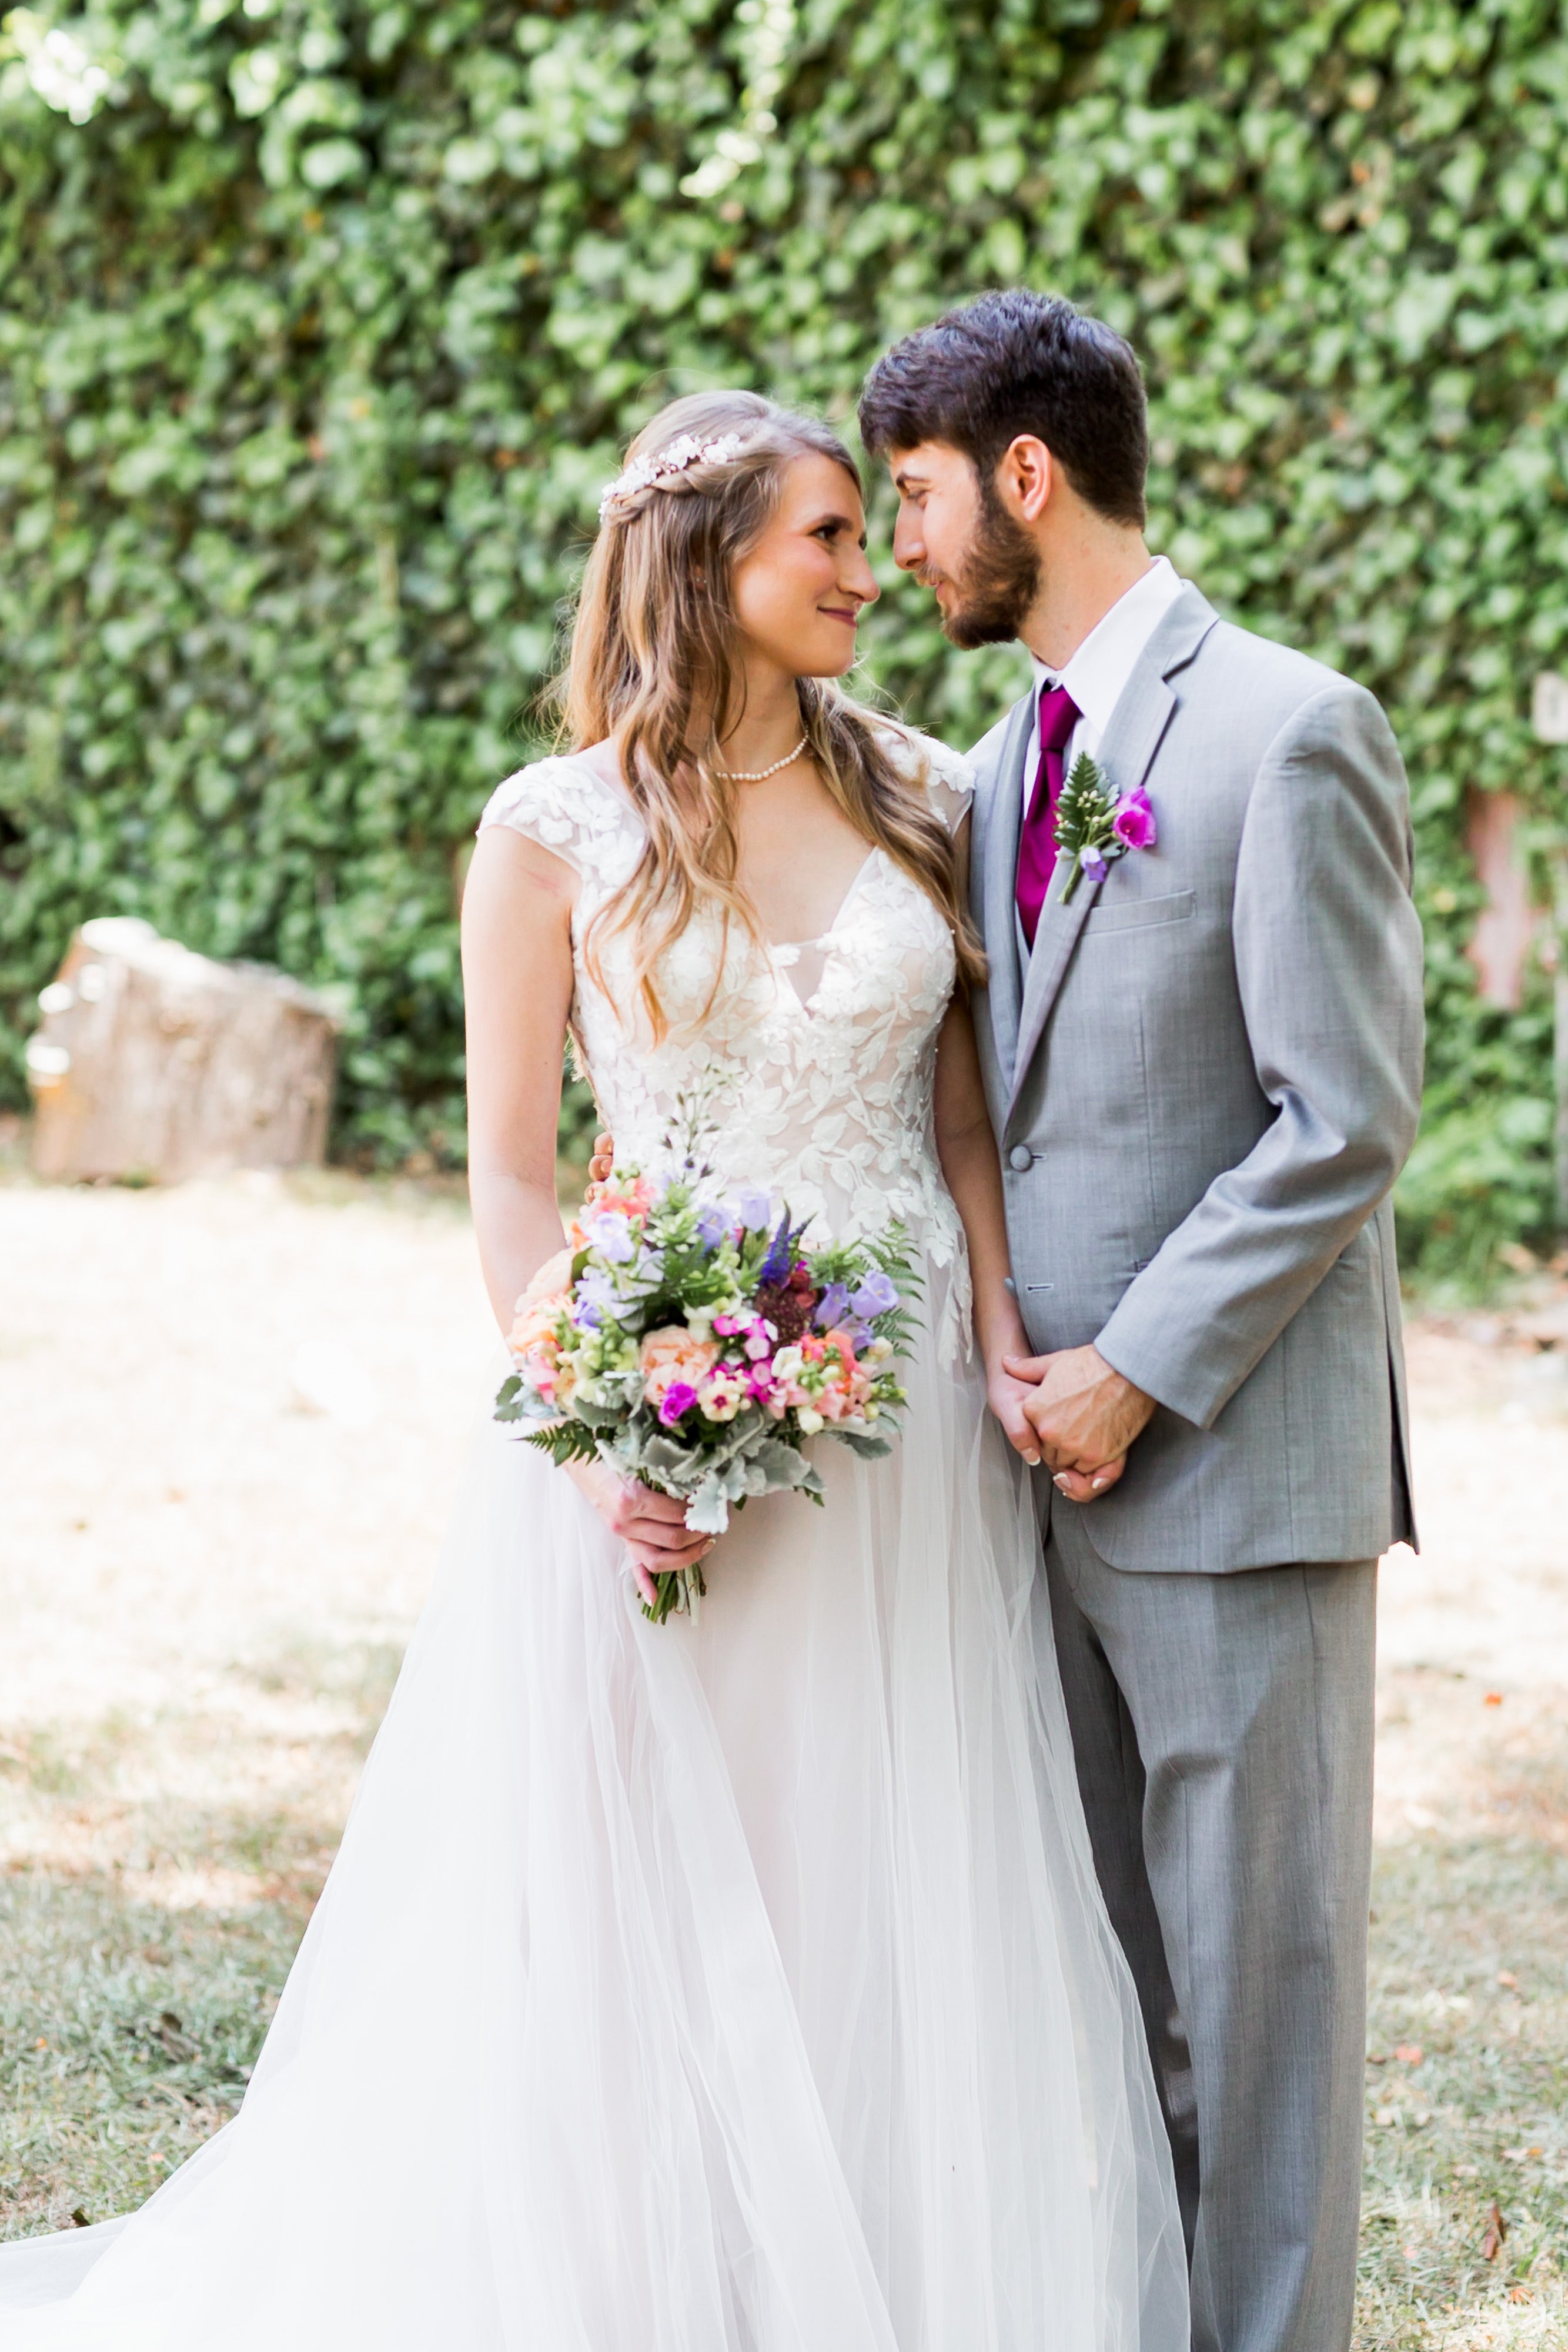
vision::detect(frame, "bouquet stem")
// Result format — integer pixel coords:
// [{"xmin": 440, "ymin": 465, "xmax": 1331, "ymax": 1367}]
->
[{"xmin": 643, "ymin": 1559, "xmax": 705, "ymax": 1624}]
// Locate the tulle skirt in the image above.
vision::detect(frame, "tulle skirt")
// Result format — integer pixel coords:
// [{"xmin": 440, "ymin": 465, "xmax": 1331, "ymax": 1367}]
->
[{"xmin": 0, "ymin": 1255, "xmax": 1186, "ymax": 2350}]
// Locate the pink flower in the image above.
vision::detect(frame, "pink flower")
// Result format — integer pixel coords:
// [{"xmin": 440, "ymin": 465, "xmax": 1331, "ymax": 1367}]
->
[
  {"xmin": 1111, "ymin": 787, "xmax": 1157, "ymax": 852},
  {"xmin": 585, "ymin": 1173, "xmax": 653, "ymax": 1220},
  {"xmin": 509, "ymin": 1292, "xmax": 568, "ymax": 1357},
  {"xmin": 639, "ymin": 1324, "xmax": 720, "ymax": 1409},
  {"xmin": 657, "ymin": 1381, "xmax": 697, "ymax": 1426}
]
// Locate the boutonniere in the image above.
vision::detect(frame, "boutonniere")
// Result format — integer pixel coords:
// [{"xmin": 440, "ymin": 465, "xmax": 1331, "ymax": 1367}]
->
[{"xmin": 1054, "ymin": 753, "xmax": 1158, "ymax": 904}]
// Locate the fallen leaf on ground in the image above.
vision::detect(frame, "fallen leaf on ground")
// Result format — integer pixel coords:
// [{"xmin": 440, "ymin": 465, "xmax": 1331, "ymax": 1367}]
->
[
  {"xmin": 1482, "ymin": 2201, "xmax": 1507, "ymax": 2260},
  {"xmin": 1393, "ymin": 2043, "xmax": 1424, "ymax": 2065}
]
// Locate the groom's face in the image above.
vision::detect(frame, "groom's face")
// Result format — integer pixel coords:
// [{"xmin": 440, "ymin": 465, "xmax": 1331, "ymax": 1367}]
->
[{"xmin": 887, "ymin": 442, "xmax": 1040, "ymax": 650}]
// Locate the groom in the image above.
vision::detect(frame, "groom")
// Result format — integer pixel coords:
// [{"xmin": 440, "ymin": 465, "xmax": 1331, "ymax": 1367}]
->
[{"xmin": 860, "ymin": 291, "xmax": 1424, "ymax": 2352}]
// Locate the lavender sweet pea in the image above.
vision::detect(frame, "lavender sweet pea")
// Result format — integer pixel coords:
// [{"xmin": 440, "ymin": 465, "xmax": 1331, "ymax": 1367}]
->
[
  {"xmin": 849, "ymin": 1270, "xmax": 900, "ymax": 1320},
  {"xmin": 694, "ymin": 1202, "xmax": 733, "ymax": 1249},
  {"xmin": 585, "ymin": 1208, "xmax": 637, "ymax": 1263},
  {"xmin": 815, "ymin": 1281, "xmax": 852, "ymax": 1329}
]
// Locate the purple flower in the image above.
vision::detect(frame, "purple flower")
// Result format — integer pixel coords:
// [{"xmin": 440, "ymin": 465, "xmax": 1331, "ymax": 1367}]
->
[
  {"xmin": 1111, "ymin": 787, "xmax": 1157, "ymax": 852},
  {"xmin": 849, "ymin": 1270, "xmax": 900, "ymax": 1320},
  {"xmin": 575, "ymin": 1267, "xmax": 618, "ymax": 1316},
  {"xmin": 693, "ymin": 1202, "xmax": 733, "ymax": 1249},
  {"xmin": 584, "ymin": 1208, "xmax": 636, "ymax": 1263},
  {"xmin": 735, "ymin": 1187, "xmax": 773, "ymax": 1231},
  {"xmin": 1079, "ymin": 848, "xmax": 1109, "ymax": 885},
  {"xmin": 758, "ymin": 1210, "xmax": 798, "ymax": 1287},
  {"xmin": 814, "ymin": 1281, "xmax": 852, "ymax": 1329},
  {"xmin": 657, "ymin": 1382, "xmax": 697, "ymax": 1426}
]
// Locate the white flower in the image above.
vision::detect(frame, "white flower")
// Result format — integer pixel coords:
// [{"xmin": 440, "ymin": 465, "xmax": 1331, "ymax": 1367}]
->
[
  {"xmin": 796, "ymin": 1406, "xmax": 824, "ymax": 1435},
  {"xmin": 771, "ymin": 1345, "xmax": 804, "ymax": 1382}
]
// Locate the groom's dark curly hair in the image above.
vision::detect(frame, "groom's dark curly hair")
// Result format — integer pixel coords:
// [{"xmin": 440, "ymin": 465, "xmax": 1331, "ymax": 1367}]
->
[{"xmin": 858, "ymin": 289, "xmax": 1148, "ymax": 529}]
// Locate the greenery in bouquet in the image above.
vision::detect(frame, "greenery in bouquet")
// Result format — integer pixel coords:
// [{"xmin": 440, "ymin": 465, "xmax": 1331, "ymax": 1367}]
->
[{"xmin": 494, "ymin": 1164, "xmax": 918, "ymax": 1623}]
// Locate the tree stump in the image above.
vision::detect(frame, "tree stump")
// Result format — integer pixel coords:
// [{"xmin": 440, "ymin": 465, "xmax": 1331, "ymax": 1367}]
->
[{"xmin": 25, "ymin": 918, "xmax": 340, "ymax": 1184}]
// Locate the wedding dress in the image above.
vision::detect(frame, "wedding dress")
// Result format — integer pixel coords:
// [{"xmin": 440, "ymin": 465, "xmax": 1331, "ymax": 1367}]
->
[{"xmin": 0, "ymin": 737, "xmax": 1187, "ymax": 2350}]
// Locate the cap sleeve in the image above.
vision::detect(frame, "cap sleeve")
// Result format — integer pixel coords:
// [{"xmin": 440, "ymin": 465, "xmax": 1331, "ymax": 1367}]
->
[
  {"xmin": 872, "ymin": 720, "xmax": 975, "ymax": 836},
  {"xmin": 477, "ymin": 756, "xmax": 641, "ymax": 891},
  {"xmin": 919, "ymin": 736, "xmax": 976, "ymax": 837}
]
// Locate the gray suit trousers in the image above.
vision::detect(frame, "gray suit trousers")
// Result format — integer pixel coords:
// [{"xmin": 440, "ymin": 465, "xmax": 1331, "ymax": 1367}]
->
[{"xmin": 1043, "ymin": 1506, "xmax": 1376, "ymax": 2352}]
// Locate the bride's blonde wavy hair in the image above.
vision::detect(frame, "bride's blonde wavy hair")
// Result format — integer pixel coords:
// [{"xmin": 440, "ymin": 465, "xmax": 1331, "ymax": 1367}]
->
[{"xmin": 556, "ymin": 389, "xmax": 985, "ymax": 1040}]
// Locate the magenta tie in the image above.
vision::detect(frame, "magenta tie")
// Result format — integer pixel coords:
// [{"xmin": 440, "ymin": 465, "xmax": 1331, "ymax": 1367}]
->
[{"xmin": 1016, "ymin": 683, "xmax": 1081, "ymax": 948}]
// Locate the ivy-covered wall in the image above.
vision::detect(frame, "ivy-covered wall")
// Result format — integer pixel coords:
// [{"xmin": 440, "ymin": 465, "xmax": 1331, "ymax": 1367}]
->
[{"xmin": 1, "ymin": 0, "xmax": 1563, "ymax": 1274}]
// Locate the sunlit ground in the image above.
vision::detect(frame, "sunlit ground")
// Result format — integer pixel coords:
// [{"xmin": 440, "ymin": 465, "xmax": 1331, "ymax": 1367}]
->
[{"xmin": 0, "ymin": 1151, "xmax": 1564, "ymax": 2346}]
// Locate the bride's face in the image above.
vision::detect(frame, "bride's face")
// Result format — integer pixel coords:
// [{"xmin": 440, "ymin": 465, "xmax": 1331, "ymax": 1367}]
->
[{"xmin": 728, "ymin": 455, "xmax": 880, "ymax": 681}]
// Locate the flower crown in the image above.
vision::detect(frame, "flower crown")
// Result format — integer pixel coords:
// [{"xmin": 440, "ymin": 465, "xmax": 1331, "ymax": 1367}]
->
[{"xmin": 598, "ymin": 431, "xmax": 747, "ymax": 523}]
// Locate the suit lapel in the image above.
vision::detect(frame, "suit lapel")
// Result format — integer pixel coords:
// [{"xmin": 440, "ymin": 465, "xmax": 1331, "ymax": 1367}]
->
[
  {"xmin": 1004, "ymin": 583, "xmax": 1219, "ymax": 1125},
  {"xmin": 1006, "ymin": 861, "xmax": 1105, "ymax": 1124},
  {"xmin": 974, "ymin": 693, "xmax": 1034, "ymax": 1089}
]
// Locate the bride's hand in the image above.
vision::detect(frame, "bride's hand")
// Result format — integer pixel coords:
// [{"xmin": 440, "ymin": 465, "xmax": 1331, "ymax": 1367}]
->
[
  {"xmin": 588, "ymin": 1130, "xmax": 614, "ymax": 1186},
  {"xmin": 986, "ymin": 1359, "xmax": 1045, "ymax": 1469},
  {"xmin": 567, "ymin": 1459, "xmax": 713, "ymax": 1606}
]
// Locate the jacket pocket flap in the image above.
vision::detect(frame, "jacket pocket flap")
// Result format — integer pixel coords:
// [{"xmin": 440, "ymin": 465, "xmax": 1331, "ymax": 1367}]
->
[{"xmin": 1083, "ymin": 887, "xmax": 1196, "ymax": 935}]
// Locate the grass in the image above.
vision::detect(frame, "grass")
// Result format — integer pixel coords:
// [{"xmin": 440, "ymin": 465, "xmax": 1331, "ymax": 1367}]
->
[
  {"xmin": 1, "ymin": 1681, "xmax": 1562, "ymax": 2344},
  {"xmin": 0, "ymin": 1873, "xmax": 291, "ymax": 2234},
  {"xmin": 0, "ymin": 1638, "xmax": 400, "ymax": 2239},
  {"xmin": 1358, "ymin": 1839, "xmax": 1568, "ymax": 2349}
]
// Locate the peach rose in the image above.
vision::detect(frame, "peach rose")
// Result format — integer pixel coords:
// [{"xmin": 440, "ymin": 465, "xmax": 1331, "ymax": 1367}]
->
[
  {"xmin": 524, "ymin": 1247, "xmax": 575, "ymax": 1302},
  {"xmin": 509, "ymin": 1293, "xmax": 567, "ymax": 1357},
  {"xmin": 638, "ymin": 1324, "xmax": 720, "ymax": 1406}
]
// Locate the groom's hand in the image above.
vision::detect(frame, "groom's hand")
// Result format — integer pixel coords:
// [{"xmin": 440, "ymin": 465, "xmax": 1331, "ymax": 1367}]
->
[{"xmin": 1001, "ymin": 1344, "xmax": 1156, "ymax": 1501}]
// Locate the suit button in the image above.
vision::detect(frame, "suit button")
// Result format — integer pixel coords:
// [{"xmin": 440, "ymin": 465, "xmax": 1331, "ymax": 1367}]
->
[{"xmin": 1008, "ymin": 1145, "xmax": 1033, "ymax": 1172}]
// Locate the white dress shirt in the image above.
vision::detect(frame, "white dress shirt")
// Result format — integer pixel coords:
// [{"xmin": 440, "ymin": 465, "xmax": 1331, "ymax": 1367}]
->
[{"xmin": 1021, "ymin": 554, "xmax": 1185, "ymax": 823}]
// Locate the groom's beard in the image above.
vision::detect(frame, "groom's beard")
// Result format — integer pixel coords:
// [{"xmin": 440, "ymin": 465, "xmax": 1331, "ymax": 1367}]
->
[{"xmin": 930, "ymin": 484, "xmax": 1041, "ymax": 650}]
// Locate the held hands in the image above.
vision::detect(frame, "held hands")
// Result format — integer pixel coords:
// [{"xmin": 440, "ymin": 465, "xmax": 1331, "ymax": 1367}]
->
[
  {"xmin": 590, "ymin": 1128, "xmax": 1146, "ymax": 1507},
  {"xmin": 999, "ymin": 1343, "xmax": 1156, "ymax": 1504}
]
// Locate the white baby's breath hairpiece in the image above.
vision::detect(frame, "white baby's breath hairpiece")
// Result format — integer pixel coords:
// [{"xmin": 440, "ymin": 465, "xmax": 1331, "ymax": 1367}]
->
[{"xmin": 598, "ymin": 431, "xmax": 747, "ymax": 523}]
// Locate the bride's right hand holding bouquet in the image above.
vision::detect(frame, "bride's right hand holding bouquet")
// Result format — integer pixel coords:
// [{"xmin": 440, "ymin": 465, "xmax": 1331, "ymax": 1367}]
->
[{"xmin": 497, "ymin": 1150, "xmax": 918, "ymax": 1622}]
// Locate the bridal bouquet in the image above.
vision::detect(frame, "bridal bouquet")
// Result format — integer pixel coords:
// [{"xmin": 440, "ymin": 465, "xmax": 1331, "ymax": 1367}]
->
[{"xmin": 496, "ymin": 1164, "xmax": 917, "ymax": 1623}]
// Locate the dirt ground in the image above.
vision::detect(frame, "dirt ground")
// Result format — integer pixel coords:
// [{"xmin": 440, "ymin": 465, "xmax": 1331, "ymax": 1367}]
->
[{"xmin": 1, "ymin": 1155, "xmax": 1564, "ymax": 2345}]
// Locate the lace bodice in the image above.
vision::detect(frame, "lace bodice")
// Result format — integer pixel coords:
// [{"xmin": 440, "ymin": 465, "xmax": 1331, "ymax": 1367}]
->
[{"xmin": 477, "ymin": 734, "xmax": 974, "ymax": 1283}]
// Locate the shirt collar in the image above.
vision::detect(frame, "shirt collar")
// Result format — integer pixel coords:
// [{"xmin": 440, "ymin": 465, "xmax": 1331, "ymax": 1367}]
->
[{"xmin": 1028, "ymin": 554, "xmax": 1183, "ymax": 733}]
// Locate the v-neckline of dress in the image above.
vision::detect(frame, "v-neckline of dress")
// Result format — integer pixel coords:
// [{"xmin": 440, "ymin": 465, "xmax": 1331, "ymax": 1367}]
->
[
  {"xmin": 553, "ymin": 755, "xmax": 882, "ymax": 1017},
  {"xmin": 765, "ymin": 848, "xmax": 882, "ymax": 1015}
]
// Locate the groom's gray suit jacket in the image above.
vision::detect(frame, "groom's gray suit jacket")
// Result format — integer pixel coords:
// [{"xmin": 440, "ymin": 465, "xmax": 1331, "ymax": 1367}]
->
[{"xmin": 969, "ymin": 583, "xmax": 1425, "ymax": 1573}]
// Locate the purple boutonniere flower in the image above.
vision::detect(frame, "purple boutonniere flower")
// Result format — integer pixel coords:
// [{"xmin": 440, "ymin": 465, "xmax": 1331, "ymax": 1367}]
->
[
  {"xmin": 1079, "ymin": 848, "xmax": 1110, "ymax": 884},
  {"xmin": 1111, "ymin": 787, "xmax": 1158, "ymax": 853}
]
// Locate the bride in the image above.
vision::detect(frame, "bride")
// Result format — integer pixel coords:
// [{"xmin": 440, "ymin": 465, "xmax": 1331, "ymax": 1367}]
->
[{"xmin": 0, "ymin": 392, "xmax": 1186, "ymax": 2349}]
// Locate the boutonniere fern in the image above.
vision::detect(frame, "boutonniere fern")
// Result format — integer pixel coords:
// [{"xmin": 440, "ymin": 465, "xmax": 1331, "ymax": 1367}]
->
[{"xmin": 1053, "ymin": 753, "xmax": 1158, "ymax": 904}]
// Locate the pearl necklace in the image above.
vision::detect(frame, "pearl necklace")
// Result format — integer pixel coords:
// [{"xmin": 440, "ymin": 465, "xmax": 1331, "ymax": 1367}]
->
[{"xmin": 713, "ymin": 735, "xmax": 808, "ymax": 783}]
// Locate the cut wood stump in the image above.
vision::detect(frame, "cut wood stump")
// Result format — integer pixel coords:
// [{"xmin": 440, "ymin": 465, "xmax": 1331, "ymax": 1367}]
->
[{"xmin": 25, "ymin": 918, "xmax": 340, "ymax": 1184}]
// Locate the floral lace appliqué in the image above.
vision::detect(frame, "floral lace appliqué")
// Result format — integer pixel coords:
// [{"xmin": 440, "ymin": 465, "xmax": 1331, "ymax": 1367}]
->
[{"xmin": 478, "ymin": 743, "xmax": 976, "ymax": 1357}]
